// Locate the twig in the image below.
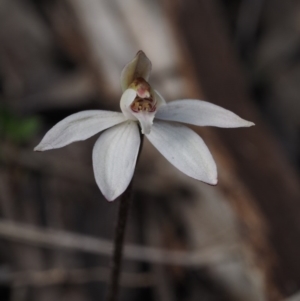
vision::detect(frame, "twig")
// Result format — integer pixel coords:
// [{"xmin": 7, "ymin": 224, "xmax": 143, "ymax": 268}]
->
[
  {"xmin": 286, "ymin": 292, "xmax": 300, "ymax": 301},
  {"xmin": 4, "ymin": 267, "xmax": 154, "ymax": 288},
  {"xmin": 0, "ymin": 219, "xmax": 238, "ymax": 266}
]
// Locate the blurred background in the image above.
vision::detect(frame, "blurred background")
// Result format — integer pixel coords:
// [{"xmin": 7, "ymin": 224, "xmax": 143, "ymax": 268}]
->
[{"xmin": 1, "ymin": 0, "xmax": 300, "ymax": 300}]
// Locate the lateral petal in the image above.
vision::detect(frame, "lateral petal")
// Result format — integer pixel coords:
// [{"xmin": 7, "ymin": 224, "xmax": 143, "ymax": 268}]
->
[
  {"xmin": 146, "ymin": 121, "xmax": 217, "ymax": 184},
  {"xmin": 120, "ymin": 88, "xmax": 137, "ymax": 120},
  {"xmin": 121, "ymin": 51, "xmax": 152, "ymax": 92},
  {"xmin": 34, "ymin": 111, "xmax": 126, "ymax": 151},
  {"xmin": 156, "ymin": 99, "xmax": 254, "ymax": 128},
  {"xmin": 153, "ymin": 89, "xmax": 166, "ymax": 107},
  {"xmin": 92, "ymin": 121, "xmax": 140, "ymax": 201}
]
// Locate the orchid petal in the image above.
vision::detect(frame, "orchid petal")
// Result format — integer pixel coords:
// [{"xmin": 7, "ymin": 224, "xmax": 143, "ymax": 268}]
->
[
  {"xmin": 92, "ymin": 121, "xmax": 140, "ymax": 201},
  {"xmin": 153, "ymin": 89, "xmax": 166, "ymax": 107},
  {"xmin": 156, "ymin": 99, "xmax": 254, "ymax": 128},
  {"xmin": 146, "ymin": 121, "xmax": 217, "ymax": 184},
  {"xmin": 131, "ymin": 89, "xmax": 166, "ymax": 134},
  {"xmin": 34, "ymin": 111, "xmax": 126, "ymax": 151},
  {"xmin": 121, "ymin": 51, "xmax": 152, "ymax": 91},
  {"xmin": 120, "ymin": 88, "xmax": 156, "ymax": 134},
  {"xmin": 120, "ymin": 88, "xmax": 137, "ymax": 120},
  {"xmin": 131, "ymin": 110, "xmax": 155, "ymax": 135}
]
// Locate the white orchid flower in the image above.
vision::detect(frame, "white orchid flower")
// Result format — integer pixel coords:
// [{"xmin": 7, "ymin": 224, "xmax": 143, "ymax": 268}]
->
[{"xmin": 35, "ymin": 51, "xmax": 254, "ymax": 201}]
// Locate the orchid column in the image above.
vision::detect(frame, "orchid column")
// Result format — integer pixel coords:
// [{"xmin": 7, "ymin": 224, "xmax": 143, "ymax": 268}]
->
[{"xmin": 34, "ymin": 51, "xmax": 254, "ymax": 301}]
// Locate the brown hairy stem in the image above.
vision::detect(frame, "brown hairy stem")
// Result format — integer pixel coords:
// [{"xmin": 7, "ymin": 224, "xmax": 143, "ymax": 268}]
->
[{"xmin": 106, "ymin": 133, "xmax": 144, "ymax": 301}]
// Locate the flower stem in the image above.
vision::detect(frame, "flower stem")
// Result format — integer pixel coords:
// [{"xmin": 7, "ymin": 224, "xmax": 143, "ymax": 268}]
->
[{"xmin": 106, "ymin": 134, "xmax": 144, "ymax": 301}]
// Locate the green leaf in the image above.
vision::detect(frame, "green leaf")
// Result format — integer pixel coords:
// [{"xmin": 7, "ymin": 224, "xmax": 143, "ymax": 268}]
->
[{"xmin": 0, "ymin": 105, "xmax": 41, "ymax": 143}]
